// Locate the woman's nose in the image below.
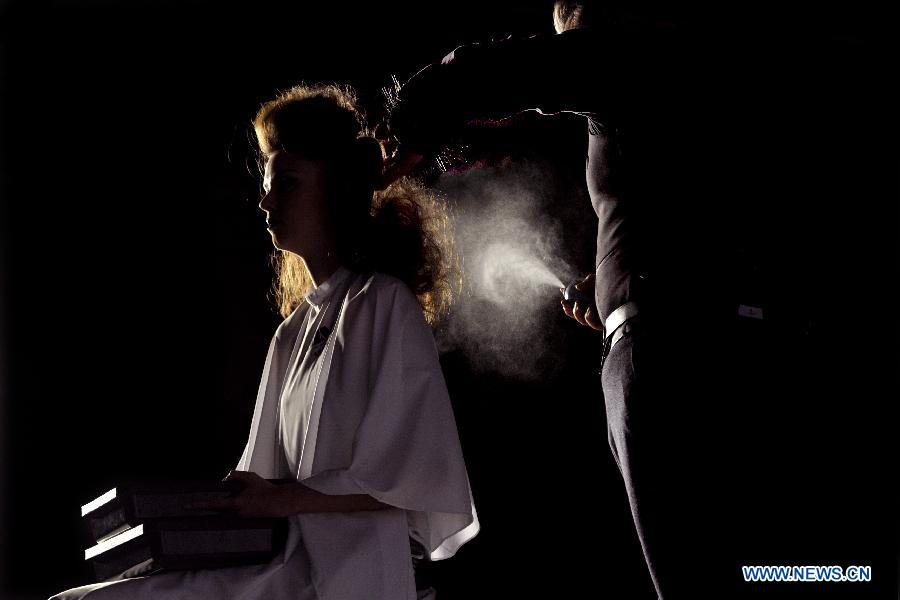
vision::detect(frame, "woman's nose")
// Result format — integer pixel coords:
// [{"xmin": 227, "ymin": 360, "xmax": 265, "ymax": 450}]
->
[{"xmin": 259, "ymin": 192, "xmax": 274, "ymax": 213}]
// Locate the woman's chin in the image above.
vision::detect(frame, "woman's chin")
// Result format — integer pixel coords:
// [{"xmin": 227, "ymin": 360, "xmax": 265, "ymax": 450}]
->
[{"xmin": 268, "ymin": 230, "xmax": 285, "ymax": 247}]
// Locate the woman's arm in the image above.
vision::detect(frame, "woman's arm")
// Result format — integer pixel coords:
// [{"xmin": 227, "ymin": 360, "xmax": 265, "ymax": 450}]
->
[
  {"xmin": 277, "ymin": 480, "xmax": 392, "ymax": 514},
  {"xmin": 188, "ymin": 471, "xmax": 392, "ymax": 518}
]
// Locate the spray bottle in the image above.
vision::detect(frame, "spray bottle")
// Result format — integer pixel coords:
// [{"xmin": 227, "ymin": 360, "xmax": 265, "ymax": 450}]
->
[{"xmin": 562, "ymin": 280, "xmax": 593, "ymax": 307}]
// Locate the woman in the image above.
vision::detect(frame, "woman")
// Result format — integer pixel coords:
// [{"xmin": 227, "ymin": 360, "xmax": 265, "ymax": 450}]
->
[{"xmin": 49, "ymin": 84, "xmax": 479, "ymax": 600}]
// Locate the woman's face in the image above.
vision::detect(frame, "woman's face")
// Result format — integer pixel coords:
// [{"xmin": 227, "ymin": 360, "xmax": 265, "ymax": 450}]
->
[{"xmin": 259, "ymin": 150, "xmax": 336, "ymax": 259}]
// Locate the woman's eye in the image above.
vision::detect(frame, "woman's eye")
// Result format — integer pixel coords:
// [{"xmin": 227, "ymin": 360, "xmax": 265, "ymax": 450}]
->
[{"xmin": 274, "ymin": 176, "xmax": 296, "ymax": 189}]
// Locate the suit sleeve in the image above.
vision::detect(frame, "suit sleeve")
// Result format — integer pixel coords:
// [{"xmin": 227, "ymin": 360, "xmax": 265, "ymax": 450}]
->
[{"xmin": 389, "ymin": 29, "xmax": 617, "ymax": 155}]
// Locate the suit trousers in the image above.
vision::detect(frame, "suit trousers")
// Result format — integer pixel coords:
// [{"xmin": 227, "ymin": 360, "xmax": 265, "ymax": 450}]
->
[{"xmin": 601, "ymin": 312, "xmax": 740, "ymax": 598}]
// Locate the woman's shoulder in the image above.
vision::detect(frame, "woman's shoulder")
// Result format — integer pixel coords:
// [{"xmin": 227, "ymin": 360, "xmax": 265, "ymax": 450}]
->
[
  {"xmin": 362, "ymin": 270, "xmax": 405, "ymax": 293},
  {"xmin": 352, "ymin": 271, "xmax": 423, "ymax": 317}
]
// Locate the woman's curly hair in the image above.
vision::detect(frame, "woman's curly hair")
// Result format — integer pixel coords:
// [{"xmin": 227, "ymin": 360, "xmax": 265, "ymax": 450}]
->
[{"xmin": 253, "ymin": 83, "xmax": 459, "ymax": 324}]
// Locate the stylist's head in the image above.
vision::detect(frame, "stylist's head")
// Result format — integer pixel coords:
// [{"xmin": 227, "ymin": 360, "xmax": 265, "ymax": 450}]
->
[
  {"xmin": 553, "ymin": 0, "xmax": 618, "ymax": 33},
  {"xmin": 254, "ymin": 85, "xmax": 382, "ymax": 269}
]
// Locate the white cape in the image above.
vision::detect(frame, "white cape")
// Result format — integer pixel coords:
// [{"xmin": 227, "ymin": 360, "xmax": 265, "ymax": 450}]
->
[
  {"xmin": 237, "ymin": 267, "xmax": 479, "ymax": 596},
  {"xmin": 49, "ymin": 268, "xmax": 478, "ymax": 600}
]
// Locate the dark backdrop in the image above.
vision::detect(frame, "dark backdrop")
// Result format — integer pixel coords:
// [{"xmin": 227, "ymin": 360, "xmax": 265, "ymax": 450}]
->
[{"xmin": 1, "ymin": 1, "xmax": 897, "ymax": 598}]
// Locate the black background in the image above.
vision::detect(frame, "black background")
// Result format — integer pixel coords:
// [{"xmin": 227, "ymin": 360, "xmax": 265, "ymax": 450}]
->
[{"xmin": 1, "ymin": 1, "xmax": 897, "ymax": 598}]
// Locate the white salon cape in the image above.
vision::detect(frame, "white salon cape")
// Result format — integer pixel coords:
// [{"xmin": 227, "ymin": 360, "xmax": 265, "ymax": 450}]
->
[{"xmin": 49, "ymin": 266, "xmax": 479, "ymax": 600}]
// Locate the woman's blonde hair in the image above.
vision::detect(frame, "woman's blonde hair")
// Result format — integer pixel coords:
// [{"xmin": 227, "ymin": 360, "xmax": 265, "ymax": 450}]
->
[{"xmin": 253, "ymin": 83, "xmax": 458, "ymax": 324}]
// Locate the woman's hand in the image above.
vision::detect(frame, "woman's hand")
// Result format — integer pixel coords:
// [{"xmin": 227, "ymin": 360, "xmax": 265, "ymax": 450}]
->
[
  {"xmin": 187, "ymin": 470, "xmax": 294, "ymax": 519},
  {"xmin": 560, "ymin": 273, "xmax": 604, "ymax": 332}
]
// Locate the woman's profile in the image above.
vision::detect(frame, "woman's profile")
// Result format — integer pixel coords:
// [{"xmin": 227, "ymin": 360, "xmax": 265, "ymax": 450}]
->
[{"xmin": 49, "ymin": 83, "xmax": 479, "ymax": 600}]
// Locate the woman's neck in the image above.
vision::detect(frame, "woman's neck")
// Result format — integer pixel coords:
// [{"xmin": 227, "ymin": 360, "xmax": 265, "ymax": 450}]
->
[{"xmin": 303, "ymin": 251, "xmax": 343, "ymax": 288}]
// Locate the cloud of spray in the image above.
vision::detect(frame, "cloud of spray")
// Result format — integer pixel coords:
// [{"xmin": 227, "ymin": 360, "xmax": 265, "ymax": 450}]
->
[
  {"xmin": 479, "ymin": 241, "xmax": 564, "ymax": 303},
  {"xmin": 435, "ymin": 161, "xmax": 583, "ymax": 379}
]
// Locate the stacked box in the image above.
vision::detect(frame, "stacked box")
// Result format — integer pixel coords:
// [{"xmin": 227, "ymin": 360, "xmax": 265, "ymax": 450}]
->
[{"xmin": 80, "ymin": 480, "xmax": 289, "ymax": 582}]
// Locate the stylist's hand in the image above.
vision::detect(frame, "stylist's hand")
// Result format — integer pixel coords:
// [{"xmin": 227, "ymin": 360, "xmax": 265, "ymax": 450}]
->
[
  {"xmin": 378, "ymin": 145, "xmax": 424, "ymax": 191},
  {"xmin": 374, "ymin": 121, "xmax": 422, "ymax": 191},
  {"xmin": 186, "ymin": 470, "xmax": 294, "ymax": 519},
  {"xmin": 560, "ymin": 273, "xmax": 604, "ymax": 332}
]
